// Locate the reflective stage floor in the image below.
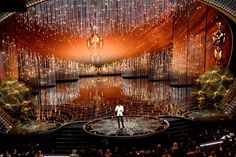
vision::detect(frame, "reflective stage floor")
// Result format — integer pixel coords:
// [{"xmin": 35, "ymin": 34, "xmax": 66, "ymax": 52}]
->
[{"xmin": 36, "ymin": 76, "xmax": 194, "ymax": 125}]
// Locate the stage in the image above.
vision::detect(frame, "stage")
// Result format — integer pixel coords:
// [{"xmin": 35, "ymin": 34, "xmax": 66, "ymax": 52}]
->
[{"xmin": 83, "ymin": 116, "xmax": 169, "ymax": 138}]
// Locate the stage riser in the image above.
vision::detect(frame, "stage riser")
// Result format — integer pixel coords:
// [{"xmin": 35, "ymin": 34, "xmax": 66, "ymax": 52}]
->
[{"xmin": 53, "ymin": 123, "xmax": 97, "ymax": 154}]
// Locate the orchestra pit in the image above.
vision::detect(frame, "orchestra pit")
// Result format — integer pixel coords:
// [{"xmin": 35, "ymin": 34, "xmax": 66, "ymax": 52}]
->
[{"xmin": 0, "ymin": 0, "xmax": 236, "ymax": 156}]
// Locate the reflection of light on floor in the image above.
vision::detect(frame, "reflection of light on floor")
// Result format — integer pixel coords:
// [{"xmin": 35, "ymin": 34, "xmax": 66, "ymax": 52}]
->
[{"xmin": 37, "ymin": 76, "xmax": 194, "ymax": 122}]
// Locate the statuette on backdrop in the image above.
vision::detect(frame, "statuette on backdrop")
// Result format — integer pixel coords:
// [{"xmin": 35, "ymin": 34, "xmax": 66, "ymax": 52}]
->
[
  {"xmin": 212, "ymin": 22, "xmax": 226, "ymax": 66},
  {"xmin": 87, "ymin": 24, "xmax": 103, "ymax": 65}
]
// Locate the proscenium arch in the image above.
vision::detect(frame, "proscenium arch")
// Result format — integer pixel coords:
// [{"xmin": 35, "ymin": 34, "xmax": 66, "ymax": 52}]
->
[{"xmin": 198, "ymin": 0, "xmax": 236, "ymax": 23}]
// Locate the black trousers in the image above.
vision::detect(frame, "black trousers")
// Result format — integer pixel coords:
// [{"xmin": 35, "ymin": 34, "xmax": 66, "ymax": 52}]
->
[{"xmin": 117, "ymin": 116, "xmax": 124, "ymax": 128}]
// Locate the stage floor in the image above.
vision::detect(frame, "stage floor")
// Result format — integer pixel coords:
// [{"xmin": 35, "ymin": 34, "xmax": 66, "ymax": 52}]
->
[
  {"xmin": 37, "ymin": 76, "xmax": 194, "ymax": 124},
  {"xmin": 83, "ymin": 116, "xmax": 169, "ymax": 138},
  {"xmin": 6, "ymin": 77, "xmax": 195, "ymax": 135}
]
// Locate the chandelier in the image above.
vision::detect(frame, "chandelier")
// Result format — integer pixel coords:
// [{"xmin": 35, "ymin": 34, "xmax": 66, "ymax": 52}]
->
[
  {"xmin": 16, "ymin": 0, "xmax": 196, "ymax": 39},
  {"xmin": 5, "ymin": 0, "xmax": 196, "ymax": 67}
]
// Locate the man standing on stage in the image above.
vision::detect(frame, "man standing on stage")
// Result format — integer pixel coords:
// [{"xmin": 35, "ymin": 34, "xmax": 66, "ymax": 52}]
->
[{"xmin": 115, "ymin": 101, "xmax": 124, "ymax": 128}]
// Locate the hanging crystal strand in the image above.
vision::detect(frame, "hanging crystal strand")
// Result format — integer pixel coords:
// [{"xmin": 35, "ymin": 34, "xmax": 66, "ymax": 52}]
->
[
  {"xmin": 55, "ymin": 57, "xmax": 58, "ymax": 82},
  {"xmin": 8, "ymin": 39, "xmax": 14, "ymax": 78},
  {"xmin": 68, "ymin": 0, "xmax": 72, "ymax": 32},
  {"xmin": 39, "ymin": 3, "xmax": 43, "ymax": 28},
  {"xmin": 154, "ymin": 51, "xmax": 157, "ymax": 80},
  {"xmin": 151, "ymin": 52, "xmax": 154, "ymax": 81},
  {"xmin": 153, "ymin": 0, "xmax": 156, "ymax": 23},
  {"xmin": 92, "ymin": 0, "xmax": 95, "ymax": 28},
  {"xmin": 3, "ymin": 36, "xmax": 9, "ymax": 77},
  {"xmin": 198, "ymin": 33, "xmax": 202, "ymax": 73},
  {"xmin": 76, "ymin": 1, "xmax": 79, "ymax": 36},
  {"xmin": 195, "ymin": 36, "xmax": 198, "ymax": 76},
  {"xmin": 71, "ymin": 1, "xmax": 74, "ymax": 33},
  {"xmin": 65, "ymin": 60, "xmax": 69, "ymax": 80},
  {"xmin": 29, "ymin": 52, "xmax": 35, "ymax": 91},
  {"xmin": 23, "ymin": 50, "xmax": 28, "ymax": 82},
  {"xmin": 6, "ymin": 38, "xmax": 11, "ymax": 78},
  {"xmin": 71, "ymin": 60, "xmax": 74, "ymax": 80},
  {"xmin": 43, "ymin": 3, "xmax": 47, "ymax": 29},
  {"xmin": 99, "ymin": 0, "xmax": 103, "ymax": 36},
  {"xmin": 126, "ymin": 0, "xmax": 130, "ymax": 33},
  {"xmin": 96, "ymin": 1, "xmax": 99, "ymax": 31},
  {"xmin": 110, "ymin": 0, "xmax": 114, "ymax": 34},
  {"xmin": 58, "ymin": 58, "xmax": 61, "ymax": 82},
  {"xmin": 104, "ymin": 0, "xmax": 107, "ymax": 36},
  {"xmin": 44, "ymin": 2, "xmax": 48, "ymax": 31},
  {"xmin": 53, "ymin": 0, "xmax": 57, "ymax": 34},
  {"xmin": 66, "ymin": 0, "xmax": 70, "ymax": 34},
  {"xmin": 83, "ymin": 0, "xmax": 87, "ymax": 38},
  {"xmin": 103, "ymin": 0, "xmax": 107, "ymax": 36},
  {"xmin": 118, "ymin": 0, "xmax": 122, "ymax": 35},
  {"xmin": 38, "ymin": 54, "xmax": 44, "ymax": 88},
  {"xmin": 42, "ymin": 55, "xmax": 48, "ymax": 87},
  {"xmin": 192, "ymin": 35, "xmax": 197, "ymax": 77},
  {"xmin": 150, "ymin": 0, "xmax": 154, "ymax": 24},
  {"xmin": 27, "ymin": 51, "xmax": 32, "ymax": 86},
  {"xmin": 81, "ymin": 0, "xmax": 84, "ymax": 37},
  {"xmin": 108, "ymin": 0, "xmax": 111, "ymax": 35},
  {"xmin": 45, "ymin": 55, "xmax": 49, "ymax": 86},
  {"xmin": 159, "ymin": 51, "xmax": 162, "ymax": 80},
  {"xmin": 41, "ymin": 55, "xmax": 54, "ymax": 88},
  {"xmin": 63, "ymin": 0, "xmax": 68, "ymax": 34},
  {"xmin": 78, "ymin": 2, "xmax": 82, "ymax": 37},
  {"xmin": 50, "ymin": 55, "xmax": 55, "ymax": 86},
  {"xmin": 58, "ymin": 0, "xmax": 62, "ymax": 35},
  {"xmin": 127, "ymin": 0, "xmax": 131, "ymax": 32},
  {"xmin": 38, "ymin": 54, "xmax": 42, "ymax": 88},
  {"xmin": 73, "ymin": 0, "xmax": 76, "ymax": 34},
  {"xmin": 48, "ymin": 1, "xmax": 52, "ymax": 29},
  {"xmin": 122, "ymin": 0, "xmax": 125, "ymax": 35},
  {"xmin": 64, "ymin": 60, "xmax": 67, "ymax": 81},
  {"xmin": 16, "ymin": 51, "xmax": 21, "ymax": 81},
  {"xmin": 115, "ymin": 0, "xmax": 118, "ymax": 34},
  {"xmin": 121, "ymin": 0, "xmax": 125, "ymax": 33},
  {"xmin": 70, "ymin": 60, "xmax": 73, "ymax": 80},
  {"xmin": 162, "ymin": 0, "xmax": 165, "ymax": 19},
  {"xmin": 163, "ymin": 0, "xmax": 166, "ymax": 18},
  {"xmin": 120, "ymin": 0, "xmax": 124, "ymax": 35},
  {"xmin": 19, "ymin": 49, "xmax": 24, "ymax": 82},
  {"xmin": 35, "ymin": 4, "xmax": 39, "ymax": 27},
  {"xmin": 7, "ymin": 37, "xmax": 13, "ymax": 78}
]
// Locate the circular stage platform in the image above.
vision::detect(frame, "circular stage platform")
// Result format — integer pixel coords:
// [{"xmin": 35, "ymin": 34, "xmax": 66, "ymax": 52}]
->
[{"xmin": 83, "ymin": 116, "xmax": 169, "ymax": 138}]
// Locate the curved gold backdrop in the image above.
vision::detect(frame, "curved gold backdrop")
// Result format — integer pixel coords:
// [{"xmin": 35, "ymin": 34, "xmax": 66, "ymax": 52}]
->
[{"xmin": 0, "ymin": 2, "xmax": 233, "ymax": 67}]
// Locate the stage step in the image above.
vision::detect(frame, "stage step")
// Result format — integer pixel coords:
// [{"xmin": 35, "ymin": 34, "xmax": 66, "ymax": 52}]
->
[
  {"xmin": 52, "ymin": 122, "xmax": 98, "ymax": 154},
  {"xmin": 161, "ymin": 116, "xmax": 197, "ymax": 141},
  {"xmin": 52, "ymin": 116, "xmax": 199, "ymax": 154}
]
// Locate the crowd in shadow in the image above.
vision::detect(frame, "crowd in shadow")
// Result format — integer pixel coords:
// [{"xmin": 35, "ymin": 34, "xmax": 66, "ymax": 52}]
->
[
  {"xmin": 68, "ymin": 137, "xmax": 235, "ymax": 157},
  {"xmin": 1, "ymin": 126, "xmax": 236, "ymax": 157}
]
